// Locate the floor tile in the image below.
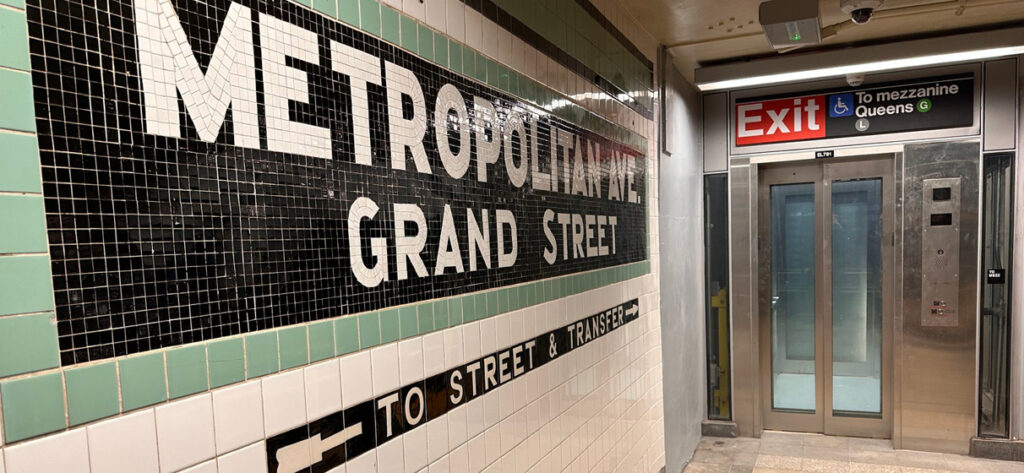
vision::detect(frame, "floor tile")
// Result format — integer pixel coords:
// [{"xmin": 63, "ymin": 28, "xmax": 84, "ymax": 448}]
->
[
  {"xmin": 734, "ymin": 452, "xmax": 760, "ymax": 466},
  {"xmin": 801, "ymin": 458, "xmax": 851, "ymax": 473},
  {"xmin": 849, "ymin": 439, "xmax": 894, "ymax": 452},
  {"xmin": 733, "ymin": 438, "xmax": 764, "ymax": 453},
  {"xmin": 762, "ymin": 442, "xmax": 801, "ymax": 456},
  {"xmin": 761, "ymin": 432, "xmax": 806, "ymax": 445},
  {"xmin": 959, "ymin": 458, "xmax": 1019, "ymax": 473},
  {"xmin": 850, "ymin": 462, "xmax": 901, "ymax": 473},
  {"xmin": 685, "ymin": 462, "xmax": 731, "ymax": 473},
  {"xmin": 804, "ymin": 435, "xmax": 851, "ymax": 449},
  {"xmin": 757, "ymin": 455, "xmax": 804, "ymax": 470},
  {"xmin": 804, "ymin": 446, "xmax": 851, "ymax": 461},
  {"xmin": 849, "ymin": 450, "xmax": 901, "ymax": 465},
  {"xmin": 895, "ymin": 451, "xmax": 962, "ymax": 470},
  {"xmin": 693, "ymin": 449, "xmax": 735, "ymax": 465},
  {"xmin": 899, "ymin": 467, "xmax": 955, "ymax": 473},
  {"xmin": 689, "ymin": 435, "xmax": 1015, "ymax": 473}
]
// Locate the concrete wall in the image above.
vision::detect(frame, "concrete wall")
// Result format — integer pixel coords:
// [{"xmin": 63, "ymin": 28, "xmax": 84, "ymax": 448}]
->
[{"xmin": 658, "ymin": 56, "xmax": 707, "ymax": 473}]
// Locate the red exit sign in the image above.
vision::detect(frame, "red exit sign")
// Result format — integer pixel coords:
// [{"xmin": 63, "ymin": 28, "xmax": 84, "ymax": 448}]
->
[{"xmin": 736, "ymin": 95, "xmax": 825, "ymax": 146}]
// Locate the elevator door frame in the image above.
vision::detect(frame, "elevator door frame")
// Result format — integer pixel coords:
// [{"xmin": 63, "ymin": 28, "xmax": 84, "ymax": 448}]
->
[{"xmin": 757, "ymin": 155, "xmax": 895, "ymax": 438}]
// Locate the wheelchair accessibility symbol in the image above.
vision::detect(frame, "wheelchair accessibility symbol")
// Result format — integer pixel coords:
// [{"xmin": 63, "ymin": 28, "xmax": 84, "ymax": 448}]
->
[{"xmin": 829, "ymin": 93, "xmax": 854, "ymax": 118}]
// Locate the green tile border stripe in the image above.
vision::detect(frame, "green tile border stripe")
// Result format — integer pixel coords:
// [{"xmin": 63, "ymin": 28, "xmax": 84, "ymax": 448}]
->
[
  {"xmin": 0, "ymin": 0, "xmax": 59, "ymax": 431},
  {"xmin": 0, "ymin": 259, "xmax": 649, "ymax": 444}
]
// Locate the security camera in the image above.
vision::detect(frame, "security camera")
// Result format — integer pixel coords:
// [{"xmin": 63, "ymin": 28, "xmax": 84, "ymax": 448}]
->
[
  {"xmin": 846, "ymin": 73, "xmax": 865, "ymax": 87},
  {"xmin": 840, "ymin": 0, "xmax": 883, "ymax": 24},
  {"xmin": 849, "ymin": 8, "xmax": 873, "ymax": 24}
]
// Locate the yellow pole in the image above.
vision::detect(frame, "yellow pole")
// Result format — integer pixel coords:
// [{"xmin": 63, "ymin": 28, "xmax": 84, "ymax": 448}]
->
[{"xmin": 711, "ymin": 287, "xmax": 730, "ymax": 416}]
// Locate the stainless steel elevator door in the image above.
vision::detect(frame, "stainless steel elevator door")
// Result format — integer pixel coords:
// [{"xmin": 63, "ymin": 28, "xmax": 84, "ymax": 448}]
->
[{"xmin": 758, "ymin": 157, "xmax": 894, "ymax": 438}]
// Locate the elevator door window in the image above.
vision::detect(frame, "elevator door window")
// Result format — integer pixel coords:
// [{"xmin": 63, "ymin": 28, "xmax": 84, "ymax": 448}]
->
[
  {"xmin": 770, "ymin": 183, "xmax": 817, "ymax": 411},
  {"xmin": 831, "ymin": 179, "xmax": 883, "ymax": 415},
  {"xmin": 704, "ymin": 173, "xmax": 732, "ymax": 420},
  {"xmin": 979, "ymin": 152, "xmax": 1013, "ymax": 438}
]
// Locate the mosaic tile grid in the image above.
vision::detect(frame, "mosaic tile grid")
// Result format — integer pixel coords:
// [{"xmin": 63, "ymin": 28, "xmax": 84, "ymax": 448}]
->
[{"xmin": 27, "ymin": 0, "xmax": 650, "ymax": 365}]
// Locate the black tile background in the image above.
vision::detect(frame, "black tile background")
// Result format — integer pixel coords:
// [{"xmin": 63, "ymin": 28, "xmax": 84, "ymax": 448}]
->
[{"xmin": 25, "ymin": 0, "xmax": 648, "ymax": 365}]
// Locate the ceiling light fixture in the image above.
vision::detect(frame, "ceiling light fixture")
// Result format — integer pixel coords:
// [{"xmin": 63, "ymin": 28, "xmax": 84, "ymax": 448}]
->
[{"xmin": 696, "ymin": 45, "xmax": 1024, "ymax": 91}]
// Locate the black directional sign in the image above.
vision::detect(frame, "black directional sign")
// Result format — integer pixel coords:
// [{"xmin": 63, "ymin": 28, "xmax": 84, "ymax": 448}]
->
[
  {"xmin": 266, "ymin": 298, "xmax": 641, "ymax": 473},
  {"xmin": 823, "ymin": 74, "xmax": 975, "ymax": 139},
  {"xmin": 736, "ymin": 74, "xmax": 975, "ymax": 146}
]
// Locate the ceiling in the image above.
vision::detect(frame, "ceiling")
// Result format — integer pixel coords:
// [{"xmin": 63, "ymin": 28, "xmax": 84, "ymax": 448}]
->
[{"xmin": 625, "ymin": 0, "xmax": 1024, "ymax": 82}]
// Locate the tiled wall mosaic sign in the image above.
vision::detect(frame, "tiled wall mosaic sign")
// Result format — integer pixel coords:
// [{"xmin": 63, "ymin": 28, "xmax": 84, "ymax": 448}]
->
[
  {"xmin": 26, "ymin": 0, "xmax": 648, "ymax": 365},
  {"xmin": 266, "ymin": 298, "xmax": 640, "ymax": 472}
]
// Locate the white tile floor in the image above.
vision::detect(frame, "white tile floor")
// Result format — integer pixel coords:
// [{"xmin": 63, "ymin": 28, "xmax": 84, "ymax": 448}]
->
[{"xmin": 685, "ymin": 432, "xmax": 1024, "ymax": 473}]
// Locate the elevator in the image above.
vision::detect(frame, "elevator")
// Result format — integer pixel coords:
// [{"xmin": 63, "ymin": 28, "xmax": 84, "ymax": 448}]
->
[
  {"xmin": 734, "ymin": 139, "xmax": 983, "ymax": 452},
  {"xmin": 700, "ymin": 57, "xmax": 1022, "ymax": 454},
  {"xmin": 757, "ymin": 156, "xmax": 894, "ymax": 438}
]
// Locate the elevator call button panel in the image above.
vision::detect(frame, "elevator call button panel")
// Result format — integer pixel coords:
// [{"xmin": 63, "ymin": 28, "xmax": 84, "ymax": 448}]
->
[{"xmin": 921, "ymin": 178, "xmax": 961, "ymax": 327}]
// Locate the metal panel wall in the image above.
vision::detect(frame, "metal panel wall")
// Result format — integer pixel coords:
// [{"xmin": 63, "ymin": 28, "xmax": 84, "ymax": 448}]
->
[
  {"xmin": 1012, "ymin": 55, "xmax": 1024, "ymax": 441},
  {"xmin": 728, "ymin": 160, "xmax": 760, "ymax": 436},
  {"xmin": 899, "ymin": 141, "xmax": 980, "ymax": 453},
  {"xmin": 704, "ymin": 93, "xmax": 728, "ymax": 173},
  {"xmin": 983, "ymin": 59, "xmax": 1018, "ymax": 152}
]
